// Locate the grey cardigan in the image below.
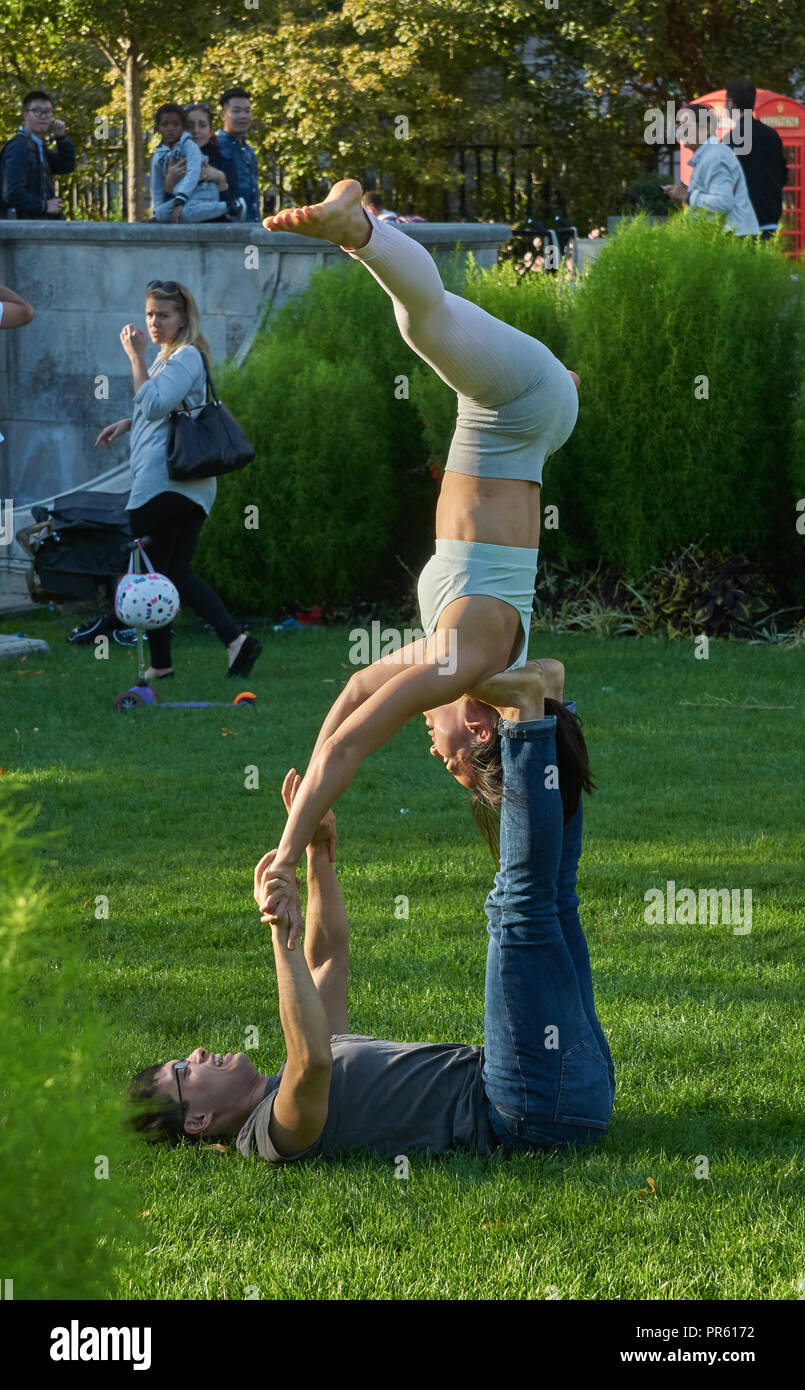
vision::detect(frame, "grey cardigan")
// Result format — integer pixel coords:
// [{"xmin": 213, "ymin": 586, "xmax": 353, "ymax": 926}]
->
[{"xmin": 126, "ymin": 344, "xmax": 217, "ymax": 514}]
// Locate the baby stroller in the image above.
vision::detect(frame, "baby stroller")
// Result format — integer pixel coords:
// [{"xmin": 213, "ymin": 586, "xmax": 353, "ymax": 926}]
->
[{"xmin": 15, "ymin": 488, "xmax": 138, "ymax": 643}]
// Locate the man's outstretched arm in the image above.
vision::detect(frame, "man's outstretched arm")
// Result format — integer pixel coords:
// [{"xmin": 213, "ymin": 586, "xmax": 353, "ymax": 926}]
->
[
  {"xmin": 254, "ymin": 860, "xmax": 332, "ymax": 1157},
  {"xmin": 278, "ymin": 768, "xmax": 349, "ymax": 1034},
  {"xmin": 304, "ymin": 839, "xmax": 350, "ymax": 1035}
]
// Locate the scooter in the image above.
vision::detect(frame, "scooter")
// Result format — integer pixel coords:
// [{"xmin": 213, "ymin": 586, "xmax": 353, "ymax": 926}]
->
[{"xmin": 113, "ymin": 537, "xmax": 257, "ymax": 712}]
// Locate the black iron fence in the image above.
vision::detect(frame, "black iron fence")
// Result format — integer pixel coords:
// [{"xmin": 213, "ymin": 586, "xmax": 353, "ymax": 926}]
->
[{"xmin": 33, "ymin": 136, "xmax": 620, "ymax": 226}]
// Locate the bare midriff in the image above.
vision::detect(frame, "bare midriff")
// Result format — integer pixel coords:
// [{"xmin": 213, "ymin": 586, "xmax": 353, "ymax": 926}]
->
[{"xmin": 435, "ymin": 471, "xmax": 542, "ymax": 549}]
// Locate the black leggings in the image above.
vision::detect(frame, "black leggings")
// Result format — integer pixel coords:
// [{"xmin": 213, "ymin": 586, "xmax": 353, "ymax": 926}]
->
[{"xmin": 127, "ymin": 491, "xmax": 240, "ymax": 669}]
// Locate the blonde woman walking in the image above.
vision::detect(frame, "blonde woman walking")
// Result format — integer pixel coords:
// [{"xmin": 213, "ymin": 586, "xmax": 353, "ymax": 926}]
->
[{"xmin": 95, "ymin": 279, "xmax": 261, "ymax": 680}]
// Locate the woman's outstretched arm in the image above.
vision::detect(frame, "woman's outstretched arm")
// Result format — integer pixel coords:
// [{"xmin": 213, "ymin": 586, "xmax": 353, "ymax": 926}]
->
[
  {"xmin": 258, "ymin": 633, "xmax": 496, "ymax": 945},
  {"xmin": 308, "ymin": 636, "xmax": 430, "ymax": 762}
]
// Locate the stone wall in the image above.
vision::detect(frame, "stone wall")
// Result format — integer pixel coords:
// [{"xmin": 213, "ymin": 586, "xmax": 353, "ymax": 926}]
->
[{"xmin": 0, "ymin": 219, "xmax": 510, "ymax": 608}]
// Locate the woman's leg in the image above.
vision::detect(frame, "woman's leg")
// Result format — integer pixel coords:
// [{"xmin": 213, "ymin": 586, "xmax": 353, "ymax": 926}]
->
[
  {"xmin": 482, "ymin": 715, "xmax": 612, "ymax": 1149},
  {"xmin": 346, "ymin": 214, "xmax": 543, "ymax": 408},
  {"xmin": 128, "ymin": 493, "xmax": 241, "ymax": 669},
  {"xmin": 265, "ymin": 180, "xmax": 543, "ymax": 408},
  {"xmin": 165, "ymin": 495, "xmax": 242, "ymax": 650},
  {"xmin": 309, "ymin": 635, "xmax": 431, "ymax": 761},
  {"xmin": 127, "ymin": 495, "xmax": 182, "ymax": 670}
]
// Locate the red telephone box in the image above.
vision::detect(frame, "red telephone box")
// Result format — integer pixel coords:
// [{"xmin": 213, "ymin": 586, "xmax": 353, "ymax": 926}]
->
[{"xmin": 679, "ymin": 89, "xmax": 805, "ymax": 256}]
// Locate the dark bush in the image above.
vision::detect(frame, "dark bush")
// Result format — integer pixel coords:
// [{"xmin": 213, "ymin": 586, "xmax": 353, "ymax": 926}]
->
[
  {"xmin": 531, "ymin": 545, "xmax": 795, "ymax": 641},
  {"xmin": 622, "ymin": 173, "xmax": 672, "ymax": 217},
  {"xmin": 632, "ymin": 543, "xmax": 780, "ymax": 638}
]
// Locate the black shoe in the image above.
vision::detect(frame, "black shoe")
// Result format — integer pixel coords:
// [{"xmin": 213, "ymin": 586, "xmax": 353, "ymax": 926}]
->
[
  {"xmin": 227, "ymin": 634, "xmax": 262, "ymax": 678},
  {"xmin": 68, "ymin": 613, "xmax": 117, "ymax": 645}
]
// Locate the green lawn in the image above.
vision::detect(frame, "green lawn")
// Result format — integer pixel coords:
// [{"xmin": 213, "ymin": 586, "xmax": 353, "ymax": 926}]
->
[{"xmin": 2, "ymin": 609, "xmax": 804, "ymax": 1300}]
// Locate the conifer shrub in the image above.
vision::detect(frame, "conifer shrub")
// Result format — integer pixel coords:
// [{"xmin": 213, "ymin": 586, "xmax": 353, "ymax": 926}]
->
[{"xmin": 562, "ymin": 213, "xmax": 805, "ymax": 586}]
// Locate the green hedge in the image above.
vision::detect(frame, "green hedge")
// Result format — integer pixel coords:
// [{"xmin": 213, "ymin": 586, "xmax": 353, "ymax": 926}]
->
[
  {"xmin": 560, "ymin": 213, "xmax": 805, "ymax": 582},
  {"xmin": 0, "ymin": 789, "xmax": 140, "ymax": 1298},
  {"xmin": 197, "ymin": 257, "xmax": 434, "ymax": 615},
  {"xmin": 200, "ymin": 219, "xmax": 804, "ymax": 614}
]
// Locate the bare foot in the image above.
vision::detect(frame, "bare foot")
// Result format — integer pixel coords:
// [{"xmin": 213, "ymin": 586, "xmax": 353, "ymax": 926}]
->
[
  {"xmin": 144, "ymin": 666, "xmax": 173, "ymax": 679},
  {"xmin": 262, "ymin": 179, "xmax": 372, "ymax": 250},
  {"xmin": 467, "ymin": 665, "xmax": 545, "ymax": 722},
  {"xmin": 529, "ymin": 658, "xmax": 565, "ymax": 702}
]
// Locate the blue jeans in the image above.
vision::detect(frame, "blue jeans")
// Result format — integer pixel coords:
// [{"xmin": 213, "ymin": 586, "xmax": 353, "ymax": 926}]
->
[
  {"xmin": 482, "ymin": 715, "xmax": 614, "ymax": 1152},
  {"xmin": 558, "ymin": 800, "xmax": 615, "ymax": 1107}
]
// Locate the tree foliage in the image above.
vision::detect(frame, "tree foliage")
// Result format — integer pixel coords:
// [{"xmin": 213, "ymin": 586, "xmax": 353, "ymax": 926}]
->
[{"xmin": 2, "ymin": 2, "xmax": 803, "ymax": 227}]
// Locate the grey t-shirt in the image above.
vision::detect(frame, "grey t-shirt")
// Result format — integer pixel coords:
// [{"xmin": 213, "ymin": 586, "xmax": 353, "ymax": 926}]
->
[
  {"xmin": 126, "ymin": 343, "xmax": 217, "ymax": 515},
  {"xmin": 236, "ymin": 1034, "xmax": 492, "ymax": 1165}
]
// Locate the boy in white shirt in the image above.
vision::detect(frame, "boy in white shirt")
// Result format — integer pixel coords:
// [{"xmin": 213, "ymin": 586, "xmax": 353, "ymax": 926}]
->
[{"xmin": 150, "ymin": 103, "xmax": 223, "ymax": 224}]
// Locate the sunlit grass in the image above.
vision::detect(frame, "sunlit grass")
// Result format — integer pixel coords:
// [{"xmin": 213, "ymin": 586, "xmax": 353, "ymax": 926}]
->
[{"xmin": 1, "ymin": 609, "xmax": 803, "ymax": 1299}]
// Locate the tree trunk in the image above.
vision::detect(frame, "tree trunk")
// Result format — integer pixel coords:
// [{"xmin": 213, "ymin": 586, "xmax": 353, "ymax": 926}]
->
[{"xmin": 124, "ymin": 46, "xmax": 144, "ymax": 223}]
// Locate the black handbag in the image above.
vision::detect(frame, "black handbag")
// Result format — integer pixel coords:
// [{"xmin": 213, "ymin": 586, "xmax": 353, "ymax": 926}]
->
[{"xmin": 166, "ymin": 361, "xmax": 255, "ymax": 481}]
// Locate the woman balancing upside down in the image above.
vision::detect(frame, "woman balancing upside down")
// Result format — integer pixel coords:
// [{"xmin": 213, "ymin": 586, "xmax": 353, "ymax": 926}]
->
[{"xmin": 259, "ymin": 180, "xmax": 580, "ymax": 941}]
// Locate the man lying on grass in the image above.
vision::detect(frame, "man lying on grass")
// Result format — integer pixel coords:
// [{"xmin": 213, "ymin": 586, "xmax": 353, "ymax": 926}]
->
[{"xmin": 130, "ymin": 667, "xmax": 614, "ymax": 1163}]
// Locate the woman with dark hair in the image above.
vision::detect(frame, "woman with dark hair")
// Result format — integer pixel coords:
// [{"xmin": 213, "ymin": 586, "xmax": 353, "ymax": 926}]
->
[
  {"xmin": 428, "ymin": 658, "xmax": 614, "ymax": 1107},
  {"xmin": 94, "ymin": 279, "xmax": 262, "ymax": 680},
  {"xmin": 162, "ymin": 104, "xmax": 246, "ymax": 222},
  {"xmin": 423, "ymin": 658, "xmax": 593, "ymax": 832},
  {"xmin": 474, "ymin": 667, "xmax": 613, "ymax": 1148},
  {"xmin": 150, "ymin": 103, "xmax": 224, "ymax": 224},
  {"xmin": 258, "ymin": 180, "xmax": 580, "ymax": 939}
]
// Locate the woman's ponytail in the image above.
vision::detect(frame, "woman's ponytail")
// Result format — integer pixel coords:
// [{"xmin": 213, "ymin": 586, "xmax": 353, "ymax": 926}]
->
[
  {"xmin": 545, "ymin": 698, "xmax": 597, "ymax": 824},
  {"xmin": 469, "ymin": 699, "xmax": 596, "ymax": 864}
]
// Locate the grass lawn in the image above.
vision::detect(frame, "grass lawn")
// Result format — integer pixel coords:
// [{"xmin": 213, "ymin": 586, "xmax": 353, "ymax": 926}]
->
[{"xmin": 2, "ymin": 607, "xmax": 804, "ymax": 1300}]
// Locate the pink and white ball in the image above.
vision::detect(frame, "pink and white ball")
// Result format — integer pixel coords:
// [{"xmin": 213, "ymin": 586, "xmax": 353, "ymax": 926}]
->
[{"xmin": 115, "ymin": 573, "xmax": 180, "ymax": 630}]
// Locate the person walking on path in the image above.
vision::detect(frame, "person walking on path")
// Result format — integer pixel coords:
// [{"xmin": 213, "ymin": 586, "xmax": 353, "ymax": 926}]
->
[
  {"xmin": 94, "ymin": 279, "xmax": 262, "ymax": 681},
  {"xmin": 664, "ymin": 103, "xmax": 759, "ymax": 236}
]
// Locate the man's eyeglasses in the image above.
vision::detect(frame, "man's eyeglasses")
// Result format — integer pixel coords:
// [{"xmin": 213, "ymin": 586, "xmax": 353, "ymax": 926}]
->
[
  {"xmin": 146, "ymin": 279, "xmax": 183, "ymax": 296},
  {"xmin": 27, "ymin": 108, "xmax": 54, "ymax": 117},
  {"xmin": 173, "ymin": 1059, "xmax": 189, "ymax": 1111}
]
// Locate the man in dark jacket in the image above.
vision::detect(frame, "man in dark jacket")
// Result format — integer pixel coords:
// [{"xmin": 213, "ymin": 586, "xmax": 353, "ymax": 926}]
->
[
  {"xmin": 216, "ymin": 87, "xmax": 260, "ymax": 222},
  {"xmin": 0, "ymin": 90, "xmax": 76, "ymax": 219},
  {"xmin": 724, "ymin": 77, "xmax": 788, "ymax": 240}
]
